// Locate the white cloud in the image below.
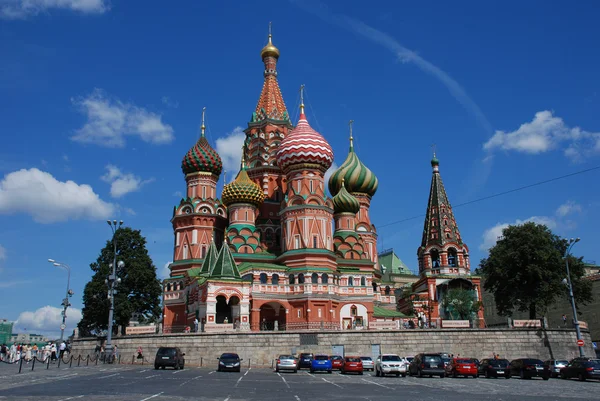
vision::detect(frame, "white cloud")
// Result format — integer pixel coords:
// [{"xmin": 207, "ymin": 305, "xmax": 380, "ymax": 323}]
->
[
  {"xmin": 483, "ymin": 111, "xmax": 600, "ymax": 160},
  {"xmin": 1, "ymin": 0, "xmax": 108, "ymax": 19},
  {"xmin": 324, "ymin": 162, "xmax": 339, "ymax": 191},
  {"xmin": 0, "ymin": 168, "xmax": 115, "ymax": 223},
  {"xmin": 556, "ymin": 201, "xmax": 582, "ymax": 217},
  {"xmin": 160, "ymin": 261, "xmax": 172, "ymax": 279},
  {"xmin": 14, "ymin": 305, "xmax": 82, "ymax": 336},
  {"xmin": 173, "ymin": 191, "xmax": 183, "ymax": 198},
  {"xmin": 71, "ymin": 89, "xmax": 174, "ymax": 148},
  {"xmin": 215, "ymin": 127, "xmax": 246, "ymax": 182},
  {"xmin": 480, "ymin": 216, "xmax": 557, "ymax": 252},
  {"xmin": 101, "ymin": 164, "xmax": 153, "ymax": 198},
  {"xmin": 161, "ymin": 96, "xmax": 179, "ymax": 109}
]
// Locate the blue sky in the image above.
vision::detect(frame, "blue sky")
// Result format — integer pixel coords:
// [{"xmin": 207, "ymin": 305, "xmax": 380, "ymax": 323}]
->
[{"xmin": 1, "ymin": 0, "xmax": 599, "ymax": 338}]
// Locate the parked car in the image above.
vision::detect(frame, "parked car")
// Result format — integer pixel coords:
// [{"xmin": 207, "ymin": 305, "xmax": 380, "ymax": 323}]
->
[
  {"xmin": 360, "ymin": 356, "xmax": 374, "ymax": 371},
  {"xmin": 409, "ymin": 353, "xmax": 445, "ymax": 378},
  {"xmin": 375, "ymin": 354, "xmax": 407, "ymax": 377},
  {"xmin": 310, "ymin": 354, "xmax": 332, "ymax": 373},
  {"xmin": 330, "ymin": 355, "xmax": 344, "ymax": 370},
  {"xmin": 544, "ymin": 359, "xmax": 569, "ymax": 378},
  {"xmin": 275, "ymin": 354, "xmax": 298, "ymax": 373},
  {"xmin": 154, "ymin": 347, "xmax": 185, "ymax": 370},
  {"xmin": 478, "ymin": 358, "xmax": 510, "ymax": 379},
  {"xmin": 217, "ymin": 353, "xmax": 242, "ymax": 372},
  {"xmin": 405, "ymin": 356, "xmax": 414, "ymax": 364},
  {"xmin": 446, "ymin": 358, "xmax": 478, "ymax": 378},
  {"xmin": 341, "ymin": 356, "xmax": 363, "ymax": 375},
  {"xmin": 441, "ymin": 357, "xmax": 451, "ymax": 368},
  {"xmin": 509, "ymin": 358, "xmax": 549, "ymax": 380},
  {"xmin": 298, "ymin": 353, "xmax": 314, "ymax": 369},
  {"xmin": 560, "ymin": 359, "xmax": 600, "ymax": 381}
]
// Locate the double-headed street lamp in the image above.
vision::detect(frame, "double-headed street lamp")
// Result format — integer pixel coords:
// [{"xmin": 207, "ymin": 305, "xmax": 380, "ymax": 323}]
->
[
  {"xmin": 105, "ymin": 220, "xmax": 124, "ymax": 358},
  {"xmin": 564, "ymin": 237, "xmax": 585, "ymax": 358},
  {"xmin": 47, "ymin": 259, "xmax": 74, "ymax": 341}
]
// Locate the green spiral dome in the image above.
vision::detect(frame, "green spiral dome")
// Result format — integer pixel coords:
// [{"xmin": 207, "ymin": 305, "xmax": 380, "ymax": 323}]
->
[
  {"xmin": 328, "ymin": 141, "xmax": 378, "ymax": 197},
  {"xmin": 332, "ymin": 179, "xmax": 360, "ymax": 214}
]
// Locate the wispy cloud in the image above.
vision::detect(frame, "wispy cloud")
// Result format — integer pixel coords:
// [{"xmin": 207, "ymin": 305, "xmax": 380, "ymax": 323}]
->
[
  {"xmin": 71, "ymin": 89, "xmax": 175, "ymax": 148},
  {"xmin": 0, "ymin": 244, "xmax": 6, "ymax": 262},
  {"xmin": 101, "ymin": 165, "xmax": 153, "ymax": 198},
  {"xmin": 161, "ymin": 96, "xmax": 179, "ymax": 109},
  {"xmin": 556, "ymin": 200, "xmax": 582, "ymax": 218},
  {"xmin": 0, "ymin": 280, "xmax": 32, "ymax": 288},
  {"xmin": 480, "ymin": 216, "xmax": 557, "ymax": 252},
  {"xmin": 215, "ymin": 127, "xmax": 246, "ymax": 182},
  {"xmin": 1, "ymin": 0, "xmax": 109, "ymax": 19},
  {"xmin": 484, "ymin": 111, "xmax": 600, "ymax": 161}
]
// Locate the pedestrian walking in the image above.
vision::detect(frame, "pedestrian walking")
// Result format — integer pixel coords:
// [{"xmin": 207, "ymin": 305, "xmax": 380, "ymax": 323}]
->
[
  {"xmin": 59, "ymin": 341, "xmax": 67, "ymax": 359},
  {"xmin": 137, "ymin": 346, "xmax": 143, "ymax": 360},
  {"xmin": 194, "ymin": 317, "xmax": 199, "ymax": 333},
  {"xmin": 9, "ymin": 343, "xmax": 17, "ymax": 363},
  {"xmin": 0, "ymin": 344, "xmax": 6, "ymax": 361},
  {"xmin": 562, "ymin": 314, "xmax": 567, "ymax": 327}
]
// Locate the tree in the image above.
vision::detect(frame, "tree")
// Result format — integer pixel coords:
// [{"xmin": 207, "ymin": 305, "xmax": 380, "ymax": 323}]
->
[
  {"xmin": 441, "ymin": 288, "xmax": 482, "ymax": 320},
  {"xmin": 78, "ymin": 228, "xmax": 162, "ymax": 336},
  {"xmin": 479, "ymin": 222, "xmax": 592, "ymax": 319}
]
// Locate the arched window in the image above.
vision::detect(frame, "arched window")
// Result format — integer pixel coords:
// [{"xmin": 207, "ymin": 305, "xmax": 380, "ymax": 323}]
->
[
  {"xmin": 289, "ymin": 274, "xmax": 295, "ymax": 285},
  {"xmin": 372, "ymin": 282, "xmax": 378, "ymax": 292},
  {"xmin": 260, "ymin": 273, "xmax": 268, "ymax": 284},
  {"xmin": 311, "ymin": 273, "xmax": 319, "ymax": 284},
  {"xmin": 321, "ymin": 273, "xmax": 329, "ymax": 284},
  {"xmin": 431, "ymin": 249, "xmax": 440, "ymax": 268},
  {"xmin": 350, "ymin": 305, "xmax": 358, "ymax": 316},
  {"xmin": 298, "ymin": 273, "xmax": 305, "ymax": 284},
  {"xmin": 272, "ymin": 274, "xmax": 279, "ymax": 285},
  {"xmin": 348, "ymin": 276, "xmax": 354, "ymax": 287},
  {"xmin": 266, "ymin": 230, "xmax": 273, "ymax": 241},
  {"xmin": 448, "ymin": 248, "xmax": 458, "ymax": 267},
  {"xmin": 166, "ymin": 283, "xmax": 172, "ymax": 292},
  {"xmin": 385, "ymin": 285, "xmax": 391, "ymax": 295},
  {"xmin": 361, "ymin": 277, "xmax": 366, "ymax": 286}
]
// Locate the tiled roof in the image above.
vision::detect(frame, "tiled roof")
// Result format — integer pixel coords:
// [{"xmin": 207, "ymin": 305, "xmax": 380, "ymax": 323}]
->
[
  {"xmin": 373, "ymin": 306, "xmax": 410, "ymax": 318},
  {"xmin": 210, "ymin": 242, "xmax": 241, "ymax": 279},
  {"xmin": 200, "ymin": 242, "xmax": 218, "ymax": 275},
  {"xmin": 253, "ymin": 76, "xmax": 288, "ymax": 122}
]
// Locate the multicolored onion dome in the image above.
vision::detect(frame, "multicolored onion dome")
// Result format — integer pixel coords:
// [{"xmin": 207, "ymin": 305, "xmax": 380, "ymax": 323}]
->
[
  {"xmin": 182, "ymin": 136, "xmax": 223, "ymax": 176},
  {"xmin": 276, "ymin": 113, "xmax": 334, "ymax": 173},
  {"xmin": 221, "ymin": 163, "xmax": 265, "ymax": 207},
  {"xmin": 332, "ymin": 179, "xmax": 360, "ymax": 214},
  {"xmin": 328, "ymin": 139, "xmax": 378, "ymax": 197}
]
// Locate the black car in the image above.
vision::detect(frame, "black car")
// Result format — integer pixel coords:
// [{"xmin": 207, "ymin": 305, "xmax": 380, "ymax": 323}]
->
[
  {"xmin": 409, "ymin": 353, "xmax": 445, "ymax": 378},
  {"xmin": 478, "ymin": 358, "xmax": 510, "ymax": 379},
  {"xmin": 560, "ymin": 359, "xmax": 600, "ymax": 381},
  {"xmin": 509, "ymin": 358, "xmax": 549, "ymax": 380},
  {"xmin": 298, "ymin": 353, "xmax": 314, "ymax": 369},
  {"xmin": 154, "ymin": 347, "xmax": 185, "ymax": 370},
  {"xmin": 217, "ymin": 353, "xmax": 243, "ymax": 372}
]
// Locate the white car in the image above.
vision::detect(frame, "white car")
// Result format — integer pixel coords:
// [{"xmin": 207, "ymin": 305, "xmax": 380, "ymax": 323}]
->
[
  {"xmin": 375, "ymin": 354, "xmax": 407, "ymax": 377},
  {"xmin": 360, "ymin": 356, "xmax": 374, "ymax": 371}
]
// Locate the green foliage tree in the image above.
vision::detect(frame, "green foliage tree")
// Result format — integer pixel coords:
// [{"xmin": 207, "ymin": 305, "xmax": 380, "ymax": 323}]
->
[
  {"xmin": 78, "ymin": 227, "xmax": 162, "ymax": 336},
  {"xmin": 479, "ymin": 222, "xmax": 592, "ymax": 319},
  {"xmin": 441, "ymin": 288, "xmax": 482, "ymax": 320}
]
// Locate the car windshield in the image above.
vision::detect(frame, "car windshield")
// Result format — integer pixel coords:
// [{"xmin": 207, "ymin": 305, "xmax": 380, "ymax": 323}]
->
[
  {"xmin": 360, "ymin": 357, "xmax": 372, "ymax": 361},
  {"xmin": 490, "ymin": 359, "xmax": 509, "ymax": 367},
  {"xmin": 331, "ymin": 356, "xmax": 343, "ymax": 360},
  {"xmin": 157, "ymin": 348, "xmax": 176, "ymax": 356},
  {"xmin": 314, "ymin": 355, "xmax": 329, "ymax": 361},
  {"xmin": 456, "ymin": 359, "xmax": 475, "ymax": 364},
  {"xmin": 220, "ymin": 353, "xmax": 239, "ymax": 359},
  {"xmin": 556, "ymin": 360, "xmax": 568, "ymax": 365},
  {"xmin": 425, "ymin": 356, "xmax": 442, "ymax": 363},
  {"xmin": 382, "ymin": 355, "xmax": 401, "ymax": 362},
  {"xmin": 301, "ymin": 354, "xmax": 313, "ymax": 359},
  {"xmin": 279, "ymin": 355, "xmax": 294, "ymax": 360},
  {"xmin": 346, "ymin": 357, "xmax": 361, "ymax": 362}
]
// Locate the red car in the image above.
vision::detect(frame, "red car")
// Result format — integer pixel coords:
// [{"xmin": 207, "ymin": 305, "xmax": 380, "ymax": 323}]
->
[
  {"xmin": 330, "ymin": 355, "xmax": 344, "ymax": 370},
  {"xmin": 341, "ymin": 356, "xmax": 363, "ymax": 375},
  {"xmin": 446, "ymin": 358, "xmax": 478, "ymax": 378}
]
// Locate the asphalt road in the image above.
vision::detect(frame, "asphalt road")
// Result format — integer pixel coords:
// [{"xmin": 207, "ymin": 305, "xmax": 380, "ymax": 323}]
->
[{"xmin": 0, "ymin": 362, "xmax": 598, "ymax": 401}]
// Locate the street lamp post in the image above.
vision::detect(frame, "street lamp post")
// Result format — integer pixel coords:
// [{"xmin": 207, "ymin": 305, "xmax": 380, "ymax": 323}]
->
[
  {"xmin": 106, "ymin": 220, "xmax": 124, "ymax": 360},
  {"xmin": 47, "ymin": 259, "xmax": 74, "ymax": 341},
  {"xmin": 564, "ymin": 237, "xmax": 585, "ymax": 358}
]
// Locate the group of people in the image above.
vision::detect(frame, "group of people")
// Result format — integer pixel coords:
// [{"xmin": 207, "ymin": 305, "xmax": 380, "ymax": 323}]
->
[{"xmin": 0, "ymin": 341, "xmax": 70, "ymax": 364}]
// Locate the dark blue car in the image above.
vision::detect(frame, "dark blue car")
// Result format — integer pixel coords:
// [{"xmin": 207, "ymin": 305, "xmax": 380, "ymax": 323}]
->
[{"xmin": 310, "ymin": 354, "xmax": 332, "ymax": 373}]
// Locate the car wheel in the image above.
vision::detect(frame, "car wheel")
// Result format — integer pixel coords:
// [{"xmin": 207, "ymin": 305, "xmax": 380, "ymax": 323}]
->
[
  {"xmin": 453, "ymin": 370, "xmax": 458, "ymax": 378},
  {"xmin": 310, "ymin": 369, "xmax": 314, "ymax": 373},
  {"xmin": 375, "ymin": 368, "xmax": 380, "ymax": 377},
  {"xmin": 275, "ymin": 367, "xmax": 279, "ymax": 373},
  {"xmin": 161, "ymin": 366, "xmax": 166, "ymax": 370},
  {"xmin": 520, "ymin": 370, "xmax": 525, "ymax": 380},
  {"xmin": 359, "ymin": 371, "xmax": 363, "ymax": 375},
  {"xmin": 542, "ymin": 375, "xmax": 549, "ymax": 381},
  {"xmin": 293, "ymin": 369, "xmax": 297, "ymax": 373},
  {"xmin": 578, "ymin": 373, "xmax": 586, "ymax": 382},
  {"xmin": 396, "ymin": 373, "xmax": 400, "ymax": 377},
  {"xmin": 154, "ymin": 365, "xmax": 159, "ymax": 370},
  {"xmin": 402, "ymin": 374, "xmax": 407, "ymax": 377},
  {"xmin": 473, "ymin": 375, "xmax": 477, "ymax": 379},
  {"xmin": 505, "ymin": 374, "xmax": 510, "ymax": 379},
  {"xmin": 328, "ymin": 370, "xmax": 332, "ymax": 374},
  {"xmin": 561, "ymin": 372, "xmax": 566, "ymax": 380},
  {"xmin": 440, "ymin": 373, "xmax": 445, "ymax": 378},
  {"xmin": 485, "ymin": 370, "xmax": 490, "ymax": 379},
  {"xmin": 418, "ymin": 369, "xmax": 423, "ymax": 378},
  {"xmin": 175, "ymin": 363, "xmax": 179, "ymax": 370}
]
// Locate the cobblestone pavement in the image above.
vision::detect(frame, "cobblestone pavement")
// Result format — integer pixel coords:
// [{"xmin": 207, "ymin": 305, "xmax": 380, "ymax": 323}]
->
[{"xmin": 0, "ymin": 362, "xmax": 598, "ymax": 400}]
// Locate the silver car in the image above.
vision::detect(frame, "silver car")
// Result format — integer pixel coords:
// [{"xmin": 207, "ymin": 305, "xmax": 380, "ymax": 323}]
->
[
  {"xmin": 276, "ymin": 355, "xmax": 298, "ymax": 373},
  {"xmin": 360, "ymin": 356, "xmax": 374, "ymax": 371},
  {"xmin": 544, "ymin": 359, "xmax": 568, "ymax": 378}
]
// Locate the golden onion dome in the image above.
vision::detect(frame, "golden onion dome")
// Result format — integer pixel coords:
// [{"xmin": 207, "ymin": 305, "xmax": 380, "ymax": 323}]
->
[
  {"xmin": 222, "ymin": 160, "xmax": 265, "ymax": 207},
  {"xmin": 261, "ymin": 34, "xmax": 280, "ymax": 59}
]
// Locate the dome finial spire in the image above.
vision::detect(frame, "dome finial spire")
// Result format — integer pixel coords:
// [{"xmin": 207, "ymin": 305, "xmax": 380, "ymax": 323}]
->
[
  {"xmin": 240, "ymin": 144, "xmax": 246, "ymax": 170},
  {"xmin": 201, "ymin": 107, "xmax": 206, "ymax": 138},
  {"xmin": 349, "ymin": 120, "xmax": 354, "ymax": 151},
  {"xmin": 431, "ymin": 143, "xmax": 440, "ymax": 170},
  {"xmin": 299, "ymin": 84, "xmax": 306, "ymax": 119},
  {"xmin": 260, "ymin": 22, "xmax": 280, "ymax": 59}
]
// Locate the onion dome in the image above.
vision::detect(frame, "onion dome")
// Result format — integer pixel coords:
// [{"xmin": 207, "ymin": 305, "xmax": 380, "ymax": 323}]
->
[
  {"xmin": 332, "ymin": 179, "xmax": 360, "ymax": 214},
  {"xmin": 328, "ymin": 122, "xmax": 378, "ymax": 197},
  {"xmin": 181, "ymin": 108, "xmax": 223, "ymax": 176},
  {"xmin": 276, "ymin": 90, "xmax": 334, "ymax": 173},
  {"xmin": 221, "ymin": 155, "xmax": 265, "ymax": 207},
  {"xmin": 261, "ymin": 32, "xmax": 280, "ymax": 59},
  {"xmin": 431, "ymin": 153, "xmax": 440, "ymax": 168}
]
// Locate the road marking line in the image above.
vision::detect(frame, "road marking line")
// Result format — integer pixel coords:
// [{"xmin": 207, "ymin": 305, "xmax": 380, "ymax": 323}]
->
[
  {"xmin": 277, "ymin": 372, "xmax": 290, "ymax": 388},
  {"xmin": 235, "ymin": 375, "xmax": 244, "ymax": 387},
  {"xmin": 140, "ymin": 392, "xmax": 163, "ymax": 401},
  {"xmin": 321, "ymin": 377, "xmax": 343, "ymax": 388},
  {"xmin": 179, "ymin": 375, "xmax": 202, "ymax": 387},
  {"xmin": 305, "ymin": 372, "xmax": 316, "ymax": 378},
  {"xmin": 361, "ymin": 378, "xmax": 395, "ymax": 390},
  {"xmin": 57, "ymin": 396, "xmax": 84, "ymax": 401},
  {"xmin": 101, "ymin": 373, "xmax": 120, "ymax": 379},
  {"xmin": 172, "ymin": 370, "xmax": 184, "ymax": 374},
  {"xmin": 244, "ymin": 367, "xmax": 251, "ymax": 376},
  {"xmin": 209, "ymin": 371, "xmax": 216, "ymax": 375},
  {"xmin": 145, "ymin": 374, "xmax": 159, "ymax": 379},
  {"xmin": 294, "ymin": 396, "xmax": 301, "ymax": 401},
  {"xmin": 224, "ymin": 396, "xmax": 231, "ymax": 401},
  {"xmin": 139, "ymin": 369, "xmax": 150, "ymax": 373}
]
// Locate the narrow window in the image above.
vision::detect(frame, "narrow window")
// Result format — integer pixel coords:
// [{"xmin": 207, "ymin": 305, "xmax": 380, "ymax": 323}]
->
[
  {"xmin": 313, "ymin": 236, "xmax": 318, "ymax": 248},
  {"xmin": 192, "ymin": 229, "xmax": 198, "ymax": 244},
  {"xmin": 202, "ymin": 246, "xmax": 206, "ymax": 258},
  {"xmin": 176, "ymin": 232, "xmax": 180, "ymax": 246},
  {"xmin": 318, "ymin": 309, "xmax": 322, "ymax": 318},
  {"xmin": 294, "ymin": 236, "xmax": 300, "ymax": 249},
  {"xmin": 309, "ymin": 180, "xmax": 313, "ymax": 192},
  {"xmin": 245, "ymin": 211, "xmax": 248, "ymax": 221},
  {"xmin": 202, "ymin": 186, "xmax": 206, "ymax": 199},
  {"xmin": 182, "ymin": 245, "xmax": 188, "ymax": 259},
  {"xmin": 361, "ymin": 277, "xmax": 366, "ymax": 286}
]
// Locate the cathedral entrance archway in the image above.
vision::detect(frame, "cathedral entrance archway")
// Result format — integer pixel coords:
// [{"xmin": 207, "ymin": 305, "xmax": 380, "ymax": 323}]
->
[
  {"xmin": 229, "ymin": 296, "xmax": 240, "ymax": 328},
  {"xmin": 216, "ymin": 295, "xmax": 231, "ymax": 323},
  {"xmin": 259, "ymin": 302, "xmax": 286, "ymax": 331}
]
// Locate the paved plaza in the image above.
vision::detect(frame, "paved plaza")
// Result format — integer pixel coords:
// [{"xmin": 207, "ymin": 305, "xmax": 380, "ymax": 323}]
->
[{"xmin": 0, "ymin": 362, "xmax": 598, "ymax": 401}]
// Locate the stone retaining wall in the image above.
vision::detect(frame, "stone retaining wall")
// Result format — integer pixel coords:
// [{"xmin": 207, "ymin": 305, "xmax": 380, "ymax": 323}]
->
[{"xmin": 71, "ymin": 328, "xmax": 594, "ymax": 367}]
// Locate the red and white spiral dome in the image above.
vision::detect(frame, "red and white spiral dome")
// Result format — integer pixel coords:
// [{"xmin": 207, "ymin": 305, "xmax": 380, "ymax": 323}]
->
[{"xmin": 276, "ymin": 112, "xmax": 334, "ymax": 173}]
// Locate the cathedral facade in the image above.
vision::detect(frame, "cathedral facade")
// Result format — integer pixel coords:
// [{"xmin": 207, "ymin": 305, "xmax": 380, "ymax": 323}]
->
[{"xmin": 162, "ymin": 32, "xmax": 398, "ymax": 333}]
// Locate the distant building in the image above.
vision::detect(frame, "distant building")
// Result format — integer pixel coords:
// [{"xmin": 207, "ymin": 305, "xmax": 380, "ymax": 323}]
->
[
  {"xmin": 0, "ymin": 320, "xmax": 13, "ymax": 344},
  {"xmin": 10, "ymin": 332, "xmax": 48, "ymax": 345},
  {"xmin": 378, "ymin": 248, "xmax": 418, "ymax": 293}
]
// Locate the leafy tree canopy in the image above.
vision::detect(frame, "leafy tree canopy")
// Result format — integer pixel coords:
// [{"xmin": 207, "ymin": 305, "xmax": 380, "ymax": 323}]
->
[
  {"xmin": 479, "ymin": 222, "xmax": 592, "ymax": 319},
  {"xmin": 441, "ymin": 288, "xmax": 481, "ymax": 320},
  {"xmin": 78, "ymin": 227, "xmax": 162, "ymax": 336}
]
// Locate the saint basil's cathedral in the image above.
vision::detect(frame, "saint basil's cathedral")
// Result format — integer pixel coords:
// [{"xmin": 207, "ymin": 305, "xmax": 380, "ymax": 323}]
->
[{"xmin": 162, "ymin": 31, "xmax": 484, "ymax": 332}]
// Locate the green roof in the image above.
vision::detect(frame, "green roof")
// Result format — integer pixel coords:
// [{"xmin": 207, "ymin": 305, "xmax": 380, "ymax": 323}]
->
[
  {"xmin": 373, "ymin": 306, "xmax": 410, "ymax": 318},
  {"xmin": 210, "ymin": 243, "xmax": 241, "ymax": 279},
  {"xmin": 187, "ymin": 268, "xmax": 202, "ymax": 277},
  {"xmin": 200, "ymin": 242, "xmax": 218, "ymax": 274},
  {"xmin": 378, "ymin": 249, "xmax": 414, "ymax": 277},
  {"xmin": 238, "ymin": 262, "xmax": 287, "ymax": 273}
]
